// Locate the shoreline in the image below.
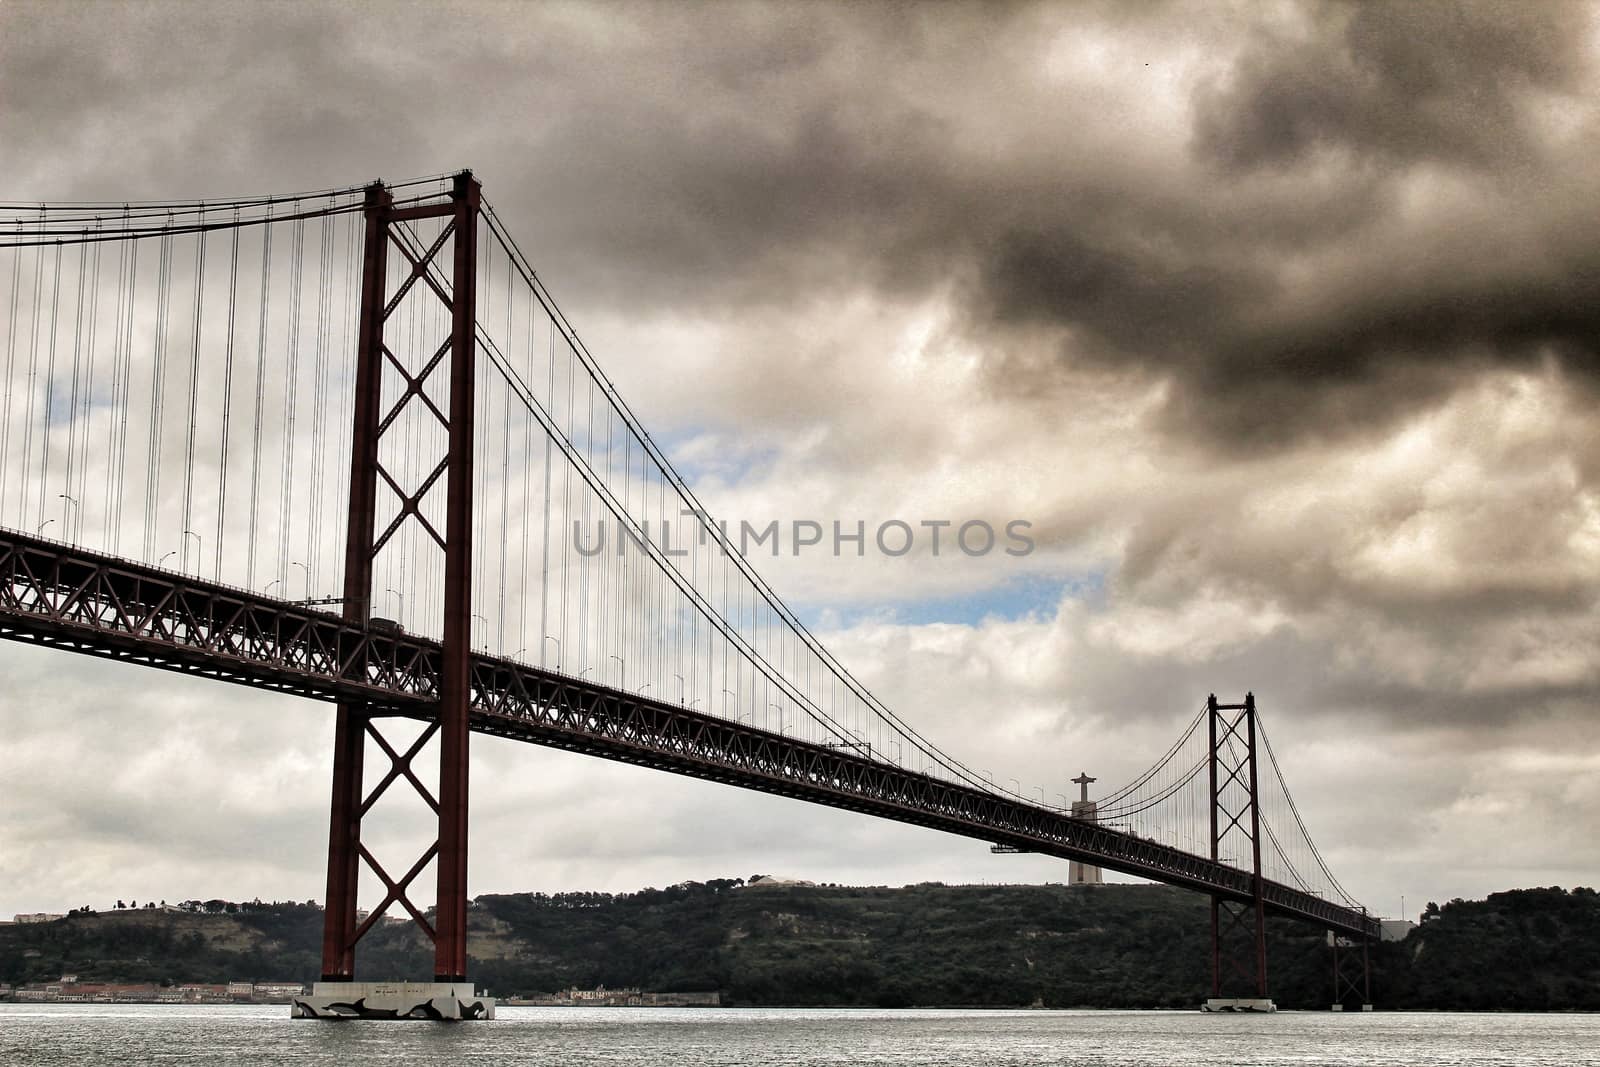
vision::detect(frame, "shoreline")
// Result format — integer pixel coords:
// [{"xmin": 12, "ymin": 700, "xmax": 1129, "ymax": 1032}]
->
[{"xmin": 5, "ymin": 1001, "xmax": 1600, "ymax": 1015}]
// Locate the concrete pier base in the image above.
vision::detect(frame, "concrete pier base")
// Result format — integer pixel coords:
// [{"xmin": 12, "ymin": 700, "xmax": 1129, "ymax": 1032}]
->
[
  {"xmin": 291, "ymin": 981, "xmax": 495, "ymax": 1020},
  {"xmin": 1202, "ymin": 997, "xmax": 1277, "ymax": 1013}
]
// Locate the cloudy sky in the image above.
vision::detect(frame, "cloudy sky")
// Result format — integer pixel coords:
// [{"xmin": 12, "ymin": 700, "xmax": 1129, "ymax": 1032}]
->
[{"xmin": 3, "ymin": 0, "xmax": 1599, "ymax": 925}]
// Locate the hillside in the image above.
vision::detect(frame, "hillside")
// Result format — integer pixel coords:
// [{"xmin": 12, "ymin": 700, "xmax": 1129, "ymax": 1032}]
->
[
  {"xmin": 3, "ymin": 882, "xmax": 1597, "ymax": 1009},
  {"xmin": 1383, "ymin": 888, "xmax": 1600, "ymax": 1011}
]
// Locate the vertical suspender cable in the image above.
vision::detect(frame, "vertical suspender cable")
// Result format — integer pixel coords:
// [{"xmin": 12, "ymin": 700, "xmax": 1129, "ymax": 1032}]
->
[
  {"xmin": 180, "ymin": 215, "xmax": 207, "ymax": 573},
  {"xmin": 498, "ymin": 344, "xmax": 509, "ymax": 652},
  {"xmin": 1, "ymin": 238, "xmax": 31, "ymax": 515},
  {"xmin": 18, "ymin": 224, "xmax": 45, "ymax": 522},
  {"xmin": 62, "ymin": 239, "xmax": 88, "ymax": 537},
  {"xmin": 0, "ymin": 235, "xmax": 24, "ymax": 516},
  {"xmin": 307, "ymin": 209, "xmax": 333, "ymax": 594},
  {"xmin": 27, "ymin": 238, "xmax": 62, "ymax": 531},
  {"xmin": 73, "ymin": 226, "xmax": 104, "ymax": 543},
  {"xmin": 559, "ymin": 321, "xmax": 572, "ymax": 667},
  {"xmin": 37, "ymin": 242, "xmax": 65, "ymax": 528},
  {"xmin": 109, "ymin": 227, "xmax": 138, "ymax": 554},
  {"xmin": 143, "ymin": 226, "xmax": 173, "ymax": 561},
  {"xmin": 246, "ymin": 207, "xmax": 274, "ymax": 589},
  {"xmin": 278, "ymin": 213, "xmax": 305, "ymax": 592},
  {"xmin": 333, "ymin": 212, "xmax": 357, "ymax": 597},
  {"xmin": 215, "ymin": 214, "xmax": 241, "ymax": 580}
]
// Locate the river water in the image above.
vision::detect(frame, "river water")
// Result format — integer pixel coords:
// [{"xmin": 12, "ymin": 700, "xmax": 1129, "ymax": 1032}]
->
[{"xmin": 1, "ymin": 1004, "xmax": 1595, "ymax": 1065}]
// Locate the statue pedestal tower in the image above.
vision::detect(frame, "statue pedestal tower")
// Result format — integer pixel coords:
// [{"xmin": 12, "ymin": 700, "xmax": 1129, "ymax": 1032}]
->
[{"xmin": 1068, "ymin": 772, "xmax": 1102, "ymax": 886}]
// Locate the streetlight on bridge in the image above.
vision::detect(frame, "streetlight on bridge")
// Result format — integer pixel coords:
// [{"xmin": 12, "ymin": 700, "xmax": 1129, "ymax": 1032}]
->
[{"xmin": 184, "ymin": 530, "xmax": 203, "ymax": 574}]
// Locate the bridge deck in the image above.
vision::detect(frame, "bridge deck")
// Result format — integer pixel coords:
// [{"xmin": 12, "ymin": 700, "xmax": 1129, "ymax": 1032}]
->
[{"xmin": 0, "ymin": 527, "xmax": 1377, "ymax": 940}]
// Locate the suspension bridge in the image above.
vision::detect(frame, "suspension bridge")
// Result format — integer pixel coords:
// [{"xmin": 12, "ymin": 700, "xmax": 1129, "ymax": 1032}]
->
[{"xmin": 0, "ymin": 172, "xmax": 1376, "ymax": 1019}]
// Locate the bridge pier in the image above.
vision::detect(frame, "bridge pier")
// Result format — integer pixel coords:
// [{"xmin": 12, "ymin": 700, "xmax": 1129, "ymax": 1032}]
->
[
  {"xmin": 1201, "ymin": 998, "xmax": 1277, "ymax": 1013},
  {"xmin": 1330, "ymin": 927, "xmax": 1373, "ymax": 1012},
  {"xmin": 293, "ymin": 982, "xmax": 494, "ymax": 1020}
]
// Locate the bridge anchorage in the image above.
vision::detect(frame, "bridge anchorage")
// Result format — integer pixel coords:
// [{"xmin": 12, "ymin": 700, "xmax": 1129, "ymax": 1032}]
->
[{"xmin": 0, "ymin": 170, "xmax": 1377, "ymax": 1019}]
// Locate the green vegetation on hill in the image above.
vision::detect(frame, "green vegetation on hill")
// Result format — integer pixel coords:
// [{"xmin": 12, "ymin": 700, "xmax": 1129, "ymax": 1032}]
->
[
  {"xmin": 3, "ymin": 882, "xmax": 1596, "ymax": 1009},
  {"xmin": 1386, "ymin": 888, "xmax": 1600, "ymax": 1011},
  {"xmin": 0, "ymin": 902, "xmax": 324, "ymax": 987},
  {"xmin": 468, "ymin": 881, "xmax": 1232, "ymax": 1008}
]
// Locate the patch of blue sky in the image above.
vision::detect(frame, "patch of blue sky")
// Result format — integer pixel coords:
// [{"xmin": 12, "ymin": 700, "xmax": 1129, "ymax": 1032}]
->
[
  {"xmin": 792, "ymin": 570, "xmax": 1106, "ymax": 631},
  {"xmin": 646, "ymin": 421, "xmax": 779, "ymax": 489}
]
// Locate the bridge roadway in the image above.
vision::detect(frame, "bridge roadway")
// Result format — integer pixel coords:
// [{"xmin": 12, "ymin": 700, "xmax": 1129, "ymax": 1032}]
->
[{"xmin": 0, "ymin": 527, "xmax": 1377, "ymax": 940}]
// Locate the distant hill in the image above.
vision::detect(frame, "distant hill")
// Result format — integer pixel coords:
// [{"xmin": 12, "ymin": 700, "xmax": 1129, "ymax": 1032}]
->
[{"xmin": 3, "ymin": 882, "xmax": 1597, "ymax": 1009}]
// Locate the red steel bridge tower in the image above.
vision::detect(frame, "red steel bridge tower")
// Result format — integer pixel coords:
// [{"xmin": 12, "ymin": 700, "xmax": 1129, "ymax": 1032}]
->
[
  {"xmin": 1204, "ymin": 692, "xmax": 1371, "ymax": 1012},
  {"xmin": 1206, "ymin": 692, "xmax": 1272, "ymax": 1011},
  {"xmin": 313, "ymin": 173, "xmax": 488, "ymax": 1017}
]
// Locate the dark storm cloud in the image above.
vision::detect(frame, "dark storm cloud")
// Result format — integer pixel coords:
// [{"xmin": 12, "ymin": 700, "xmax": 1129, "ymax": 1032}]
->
[
  {"xmin": 7, "ymin": 0, "xmax": 1597, "ymax": 450},
  {"xmin": 1193, "ymin": 1, "xmax": 1587, "ymax": 170},
  {"xmin": 1157, "ymin": 0, "xmax": 1600, "ymax": 444},
  {"xmin": 961, "ymin": 0, "xmax": 1600, "ymax": 449},
  {"xmin": 506, "ymin": 0, "xmax": 1600, "ymax": 451}
]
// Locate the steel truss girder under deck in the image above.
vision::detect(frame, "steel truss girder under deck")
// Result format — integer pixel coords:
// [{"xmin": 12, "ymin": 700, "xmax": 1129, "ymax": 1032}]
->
[{"xmin": 0, "ymin": 526, "xmax": 1378, "ymax": 942}]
